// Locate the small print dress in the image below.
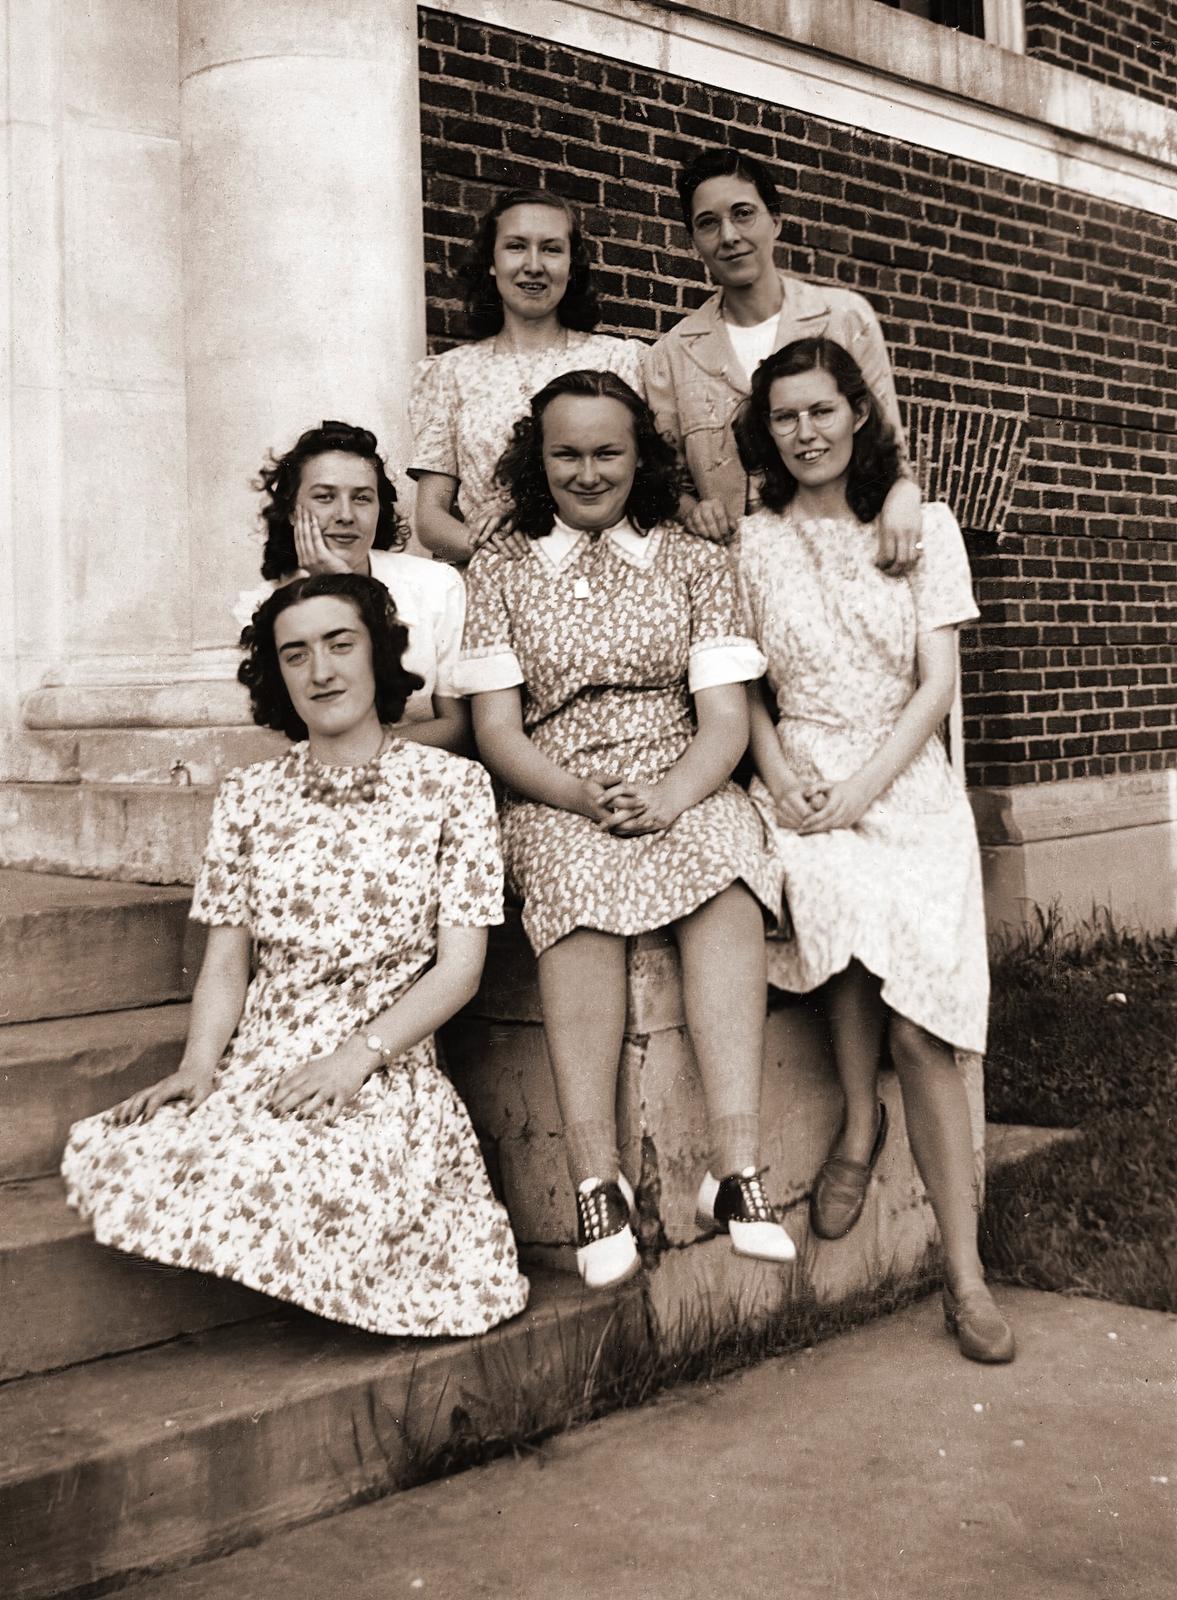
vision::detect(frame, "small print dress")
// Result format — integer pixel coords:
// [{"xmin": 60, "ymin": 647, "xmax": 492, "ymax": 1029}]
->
[
  {"xmin": 737, "ymin": 500, "xmax": 989, "ymax": 1053},
  {"xmin": 454, "ymin": 517, "xmax": 783, "ymax": 955},
  {"xmin": 61, "ymin": 742, "xmax": 529, "ymax": 1338},
  {"xmin": 409, "ymin": 332, "xmax": 647, "ymax": 526}
]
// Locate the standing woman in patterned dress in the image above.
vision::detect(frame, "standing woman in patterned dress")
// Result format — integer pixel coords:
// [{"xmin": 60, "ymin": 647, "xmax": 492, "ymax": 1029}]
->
[
  {"xmin": 456, "ymin": 368, "xmax": 795, "ymax": 1289},
  {"xmin": 62, "ymin": 573, "xmax": 528, "ymax": 1337},
  {"xmin": 734, "ymin": 336, "xmax": 1013, "ymax": 1363},
  {"xmin": 409, "ymin": 189, "xmax": 647, "ymax": 561}
]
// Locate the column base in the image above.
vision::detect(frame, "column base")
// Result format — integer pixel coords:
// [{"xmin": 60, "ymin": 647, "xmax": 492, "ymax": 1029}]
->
[{"xmin": 971, "ymin": 770, "xmax": 1177, "ymax": 937}]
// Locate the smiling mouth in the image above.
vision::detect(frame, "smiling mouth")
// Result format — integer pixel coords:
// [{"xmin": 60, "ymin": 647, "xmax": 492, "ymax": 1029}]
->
[
  {"xmin": 311, "ymin": 689, "xmax": 345, "ymax": 701},
  {"xmin": 795, "ymin": 449, "xmax": 827, "ymax": 462}
]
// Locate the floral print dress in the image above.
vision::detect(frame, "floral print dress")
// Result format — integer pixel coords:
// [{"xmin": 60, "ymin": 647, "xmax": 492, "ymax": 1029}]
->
[
  {"xmin": 737, "ymin": 500, "xmax": 989, "ymax": 1053},
  {"xmin": 409, "ymin": 331, "xmax": 647, "ymax": 525},
  {"xmin": 62, "ymin": 741, "xmax": 529, "ymax": 1338},
  {"xmin": 454, "ymin": 519, "xmax": 783, "ymax": 955}
]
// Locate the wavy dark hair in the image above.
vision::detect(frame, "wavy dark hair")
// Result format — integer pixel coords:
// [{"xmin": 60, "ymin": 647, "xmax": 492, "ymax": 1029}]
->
[
  {"xmin": 676, "ymin": 147, "xmax": 782, "ymax": 230},
  {"xmin": 493, "ymin": 369, "xmax": 679, "ymax": 538},
  {"xmin": 734, "ymin": 337, "xmax": 901, "ymax": 523},
  {"xmin": 237, "ymin": 572, "xmax": 424, "ymax": 741},
  {"xmin": 461, "ymin": 189, "xmax": 600, "ymax": 340},
  {"xmin": 255, "ymin": 421, "xmax": 407, "ymax": 582}
]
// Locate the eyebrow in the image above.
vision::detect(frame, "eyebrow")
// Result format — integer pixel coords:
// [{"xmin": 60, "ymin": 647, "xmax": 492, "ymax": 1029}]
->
[
  {"xmin": 305, "ymin": 482, "xmax": 373, "ymax": 491},
  {"xmin": 277, "ymin": 626, "xmax": 359, "ymax": 654}
]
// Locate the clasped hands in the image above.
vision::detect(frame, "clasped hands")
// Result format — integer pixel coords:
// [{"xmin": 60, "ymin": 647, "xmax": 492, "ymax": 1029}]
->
[
  {"xmin": 772, "ymin": 772, "xmax": 874, "ymax": 835},
  {"xmin": 581, "ymin": 773, "xmax": 681, "ymax": 837}
]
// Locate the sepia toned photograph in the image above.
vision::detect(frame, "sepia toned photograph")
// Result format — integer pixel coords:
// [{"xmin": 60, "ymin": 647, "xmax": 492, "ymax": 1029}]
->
[{"xmin": 1, "ymin": 3, "xmax": 1174, "ymax": 1596}]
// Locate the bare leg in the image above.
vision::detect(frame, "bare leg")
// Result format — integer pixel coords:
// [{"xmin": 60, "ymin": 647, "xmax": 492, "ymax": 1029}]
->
[
  {"xmin": 537, "ymin": 928, "xmax": 628, "ymax": 1185},
  {"xmin": 888, "ymin": 1016, "xmax": 985, "ymax": 1295},
  {"xmin": 825, "ymin": 960, "xmax": 887, "ymax": 1164},
  {"xmin": 673, "ymin": 884, "xmax": 766, "ymax": 1173}
]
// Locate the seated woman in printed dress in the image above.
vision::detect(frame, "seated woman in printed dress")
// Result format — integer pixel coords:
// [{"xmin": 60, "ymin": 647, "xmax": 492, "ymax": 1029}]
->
[
  {"xmin": 63, "ymin": 572, "xmax": 528, "ymax": 1338},
  {"xmin": 734, "ymin": 336, "xmax": 1012, "ymax": 1363},
  {"xmin": 234, "ymin": 419, "xmax": 468, "ymax": 752},
  {"xmin": 410, "ymin": 189, "xmax": 647, "ymax": 562},
  {"xmin": 455, "ymin": 368, "xmax": 794, "ymax": 1289}
]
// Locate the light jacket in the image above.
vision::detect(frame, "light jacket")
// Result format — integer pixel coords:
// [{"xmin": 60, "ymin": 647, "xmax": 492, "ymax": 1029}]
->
[{"xmin": 643, "ymin": 271, "xmax": 908, "ymax": 524}]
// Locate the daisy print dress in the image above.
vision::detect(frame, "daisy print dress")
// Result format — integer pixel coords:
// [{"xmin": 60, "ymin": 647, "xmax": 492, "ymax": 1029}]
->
[
  {"xmin": 62, "ymin": 741, "xmax": 529, "ymax": 1338},
  {"xmin": 738, "ymin": 500, "xmax": 989, "ymax": 1053},
  {"xmin": 455, "ymin": 518, "xmax": 783, "ymax": 955}
]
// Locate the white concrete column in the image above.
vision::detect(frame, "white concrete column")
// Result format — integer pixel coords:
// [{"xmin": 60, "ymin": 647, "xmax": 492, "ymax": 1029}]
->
[{"xmin": 180, "ymin": 0, "xmax": 427, "ymax": 657}]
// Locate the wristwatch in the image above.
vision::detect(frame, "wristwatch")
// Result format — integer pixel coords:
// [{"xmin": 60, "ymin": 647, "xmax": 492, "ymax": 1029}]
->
[{"xmin": 363, "ymin": 1033, "xmax": 388, "ymax": 1069}]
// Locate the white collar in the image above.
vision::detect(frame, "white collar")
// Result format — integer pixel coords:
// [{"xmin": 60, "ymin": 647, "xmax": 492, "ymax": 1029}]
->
[{"xmin": 536, "ymin": 515, "xmax": 654, "ymax": 566}]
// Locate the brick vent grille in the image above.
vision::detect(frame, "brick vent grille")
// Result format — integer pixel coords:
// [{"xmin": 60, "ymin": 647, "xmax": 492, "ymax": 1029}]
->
[
  {"xmin": 907, "ymin": 403, "xmax": 1029, "ymax": 536},
  {"xmin": 1024, "ymin": 1, "xmax": 1177, "ymax": 115},
  {"xmin": 418, "ymin": 8, "xmax": 1177, "ymax": 790}
]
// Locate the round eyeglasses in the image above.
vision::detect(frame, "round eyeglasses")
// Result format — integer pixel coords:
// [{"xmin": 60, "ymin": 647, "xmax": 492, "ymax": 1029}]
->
[{"xmin": 767, "ymin": 402, "xmax": 844, "ymax": 437}]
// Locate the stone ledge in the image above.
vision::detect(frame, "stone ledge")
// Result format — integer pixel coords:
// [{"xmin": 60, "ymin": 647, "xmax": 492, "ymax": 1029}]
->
[{"xmin": 970, "ymin": 770, "xmax": 1177, "ymax": 845}]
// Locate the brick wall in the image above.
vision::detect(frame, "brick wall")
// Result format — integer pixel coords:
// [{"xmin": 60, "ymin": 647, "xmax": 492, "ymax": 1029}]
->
[
  {"xmin": 417, "ymin": 8, "xmax": 1177, "ymax": 791},
  {"xmin": 1024, "ymin": 2, "xmax": 1177, "ymax": 115}
]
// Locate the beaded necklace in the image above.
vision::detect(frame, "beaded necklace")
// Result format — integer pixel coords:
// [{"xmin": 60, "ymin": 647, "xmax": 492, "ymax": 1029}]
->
[{"xmin": 300, "ymin": 731, "xmax": 389, "ymax": 807}]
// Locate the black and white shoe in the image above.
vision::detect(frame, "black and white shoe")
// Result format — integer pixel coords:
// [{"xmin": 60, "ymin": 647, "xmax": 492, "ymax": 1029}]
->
[
  {"xmin": 575, "ymin": 1174, "xmax": 638, "ymax": 1289},
  {"xmin": 696, "ymin": 1167, "xmax": 796, "ymax": 1263}
]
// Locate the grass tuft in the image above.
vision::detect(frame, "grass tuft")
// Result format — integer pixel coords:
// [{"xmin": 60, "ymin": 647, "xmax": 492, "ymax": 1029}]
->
[{"xmin": 982, "ymin": 905, "xmax": 1177, "ymax": 1312}]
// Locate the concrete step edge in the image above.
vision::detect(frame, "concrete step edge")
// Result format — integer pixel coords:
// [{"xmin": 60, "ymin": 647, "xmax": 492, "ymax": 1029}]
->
[{"xmin": 0, "ymin": 1272, "xmax": 645, "ymax": 1600}]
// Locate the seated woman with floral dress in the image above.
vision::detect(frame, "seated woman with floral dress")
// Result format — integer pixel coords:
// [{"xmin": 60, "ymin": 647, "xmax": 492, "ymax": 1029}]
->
[
  {"xmin": 455, "ymin": 368, "xmax": 794, "ymax": 1289},
  {"xmin": 63, "ymin": 572, "xmax": 528, "ymax": 1337},
  {"xmin": 234, "ymin": 419, "xmax": 468, "ymax": 752},
  {"xmin": 734, "ymin": 336, "xmax": 1012, "ymax": 1363}
]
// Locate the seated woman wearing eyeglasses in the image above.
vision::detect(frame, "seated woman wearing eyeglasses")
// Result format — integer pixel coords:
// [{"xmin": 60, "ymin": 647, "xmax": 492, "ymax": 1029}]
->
[{"xmin": 734, "ymin": 336, "xmax": 1012, "ymax": 1365}]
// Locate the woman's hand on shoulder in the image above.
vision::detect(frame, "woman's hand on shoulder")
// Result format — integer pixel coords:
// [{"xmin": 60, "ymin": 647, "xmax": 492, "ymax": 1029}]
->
[
  {"xmin": 682, "ymin": 497, "xmax": 735, "ymax": 545},
  {"xmin": 470, "ymin": 511, "xmax": 528, "ymax": 561},
  {"xmin": 875, "ymin": 480, "xmax": 923, "ymax": 575},
  {"xmin": 108, "ymin": 1060, "xmax": 217, "ymax": 1126},
  {"xmin": 294, "ymin": 505, "xmax": 352, "ymax": 576},
  {"xmin": 796, "ymin": 774, "xmax": 875, "ymax": 834},
  {"xmin": 265, "ymin": 1039, "xmax": 370, "ymax": 1122}
]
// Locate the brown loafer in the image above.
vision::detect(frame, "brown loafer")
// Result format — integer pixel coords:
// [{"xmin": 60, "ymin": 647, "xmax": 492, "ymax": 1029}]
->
[
  {"xmin": 810, "ymin": 1102, "xmax": 887, "ymax": 1240},
  {"xmin": 943, "ymin": 1284, "xmax": 1016, "ymax": 1363}
]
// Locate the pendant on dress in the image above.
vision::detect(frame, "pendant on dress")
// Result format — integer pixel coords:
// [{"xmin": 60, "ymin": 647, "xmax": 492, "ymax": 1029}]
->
[{"xmin": 573, "ymin": 577, "xmax": 591, "ymax": 601}]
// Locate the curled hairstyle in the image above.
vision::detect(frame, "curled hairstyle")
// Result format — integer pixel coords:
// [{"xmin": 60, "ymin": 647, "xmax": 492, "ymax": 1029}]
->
[
  {"xmin": 734, "ymin": 337, "xmax": 901, "ymax": 523},
  {"xmin": 676, "ymin": 147, "xmax": 782, "ymax": 230},
  {"xmin": 255, "ymin": 421, "xmax": 407, "ymax": 582},
  {"xmin": 237, "ymin": 572, "xmax": 424, "ymax": 741},
  {"xmin": 493, "ymin": 368, "xmax": 680, "ymax": 538},
  {"xmin": 461, "ymin": 189, "xmax": 600, "ymax": 339}
]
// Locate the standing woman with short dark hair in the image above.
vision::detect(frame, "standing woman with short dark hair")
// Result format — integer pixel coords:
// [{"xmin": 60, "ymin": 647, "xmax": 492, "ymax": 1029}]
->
[
  {"xmin": 410, "ymin": 189, "xmax": 647, "ymax": 562},
  {"xmin": 735, "ymin": 336, "xmax": 1011, "ymax": 1363},
  {"xmin": 63, "ymin": 573, "xmax": 528, "ymax": 1337}
]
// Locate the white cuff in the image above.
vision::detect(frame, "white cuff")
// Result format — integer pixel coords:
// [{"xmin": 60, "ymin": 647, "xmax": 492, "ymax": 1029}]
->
[
  {"xmin": 452, "ymin": 650, "xmax": 526, "ymax": 695},
  {"xmin": 688, "ymin": 637, "xmax": 767, "ymax": 692}
]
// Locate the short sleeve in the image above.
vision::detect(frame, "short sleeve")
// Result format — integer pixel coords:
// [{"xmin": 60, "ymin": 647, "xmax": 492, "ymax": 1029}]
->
[
  {"xmin": 408, "ymin": 353, "xmax": 459, "ymax": 482},
  {"xmin": 683, "ymin": 538, "xmax": 767, "ymax": 691},
  {"xmin": 452, "ymin": 550, "xmax": 525, "ymax": 694},
  {"xmin": 612, "ymin": 337, "xmax": 648, "ymax": 401},
  {"xmin": 190, "ymin": 771, "xmax": 253, "ymax": 927},
  {"xmin": 908, "ymin": 502, "xmax": 980, "ymax": 633},
  {"xmin": 430, "ymin": 565, "xmax": 467, "ymax": 700},
  {"xmin": 232, "ymin": 580, "xmax": 272, "ymax": 633},
  {"xmin": 438, "ymin": 761, "xmax": 505, "ymax": 927}
]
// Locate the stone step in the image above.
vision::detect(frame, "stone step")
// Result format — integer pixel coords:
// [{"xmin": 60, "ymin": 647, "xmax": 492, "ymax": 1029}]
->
[
  {"xmin": 0, "ymin": 870, "xmax": 199, "ymax": 1022},
  {"xmin": 0, "ymin": 784, "xmax": 215, "ymax": 884},
  {"xmin": 0, "ymin": 1269, "xmax": 645, "ymax": 1600},
  {"xmin": 0, "ymin": 1176, "xmax": 275, "ymax": 1380},
  {"xmin": 0, "ymin": 1003, "xmax": 189, "ymax": 1179}
]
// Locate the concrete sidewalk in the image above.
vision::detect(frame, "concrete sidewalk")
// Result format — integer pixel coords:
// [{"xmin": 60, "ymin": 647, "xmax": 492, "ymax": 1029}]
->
[{"xmin": 122, "ymin": 1288, "xmax": 1176, "ymax": 1600}]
